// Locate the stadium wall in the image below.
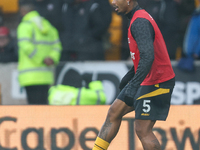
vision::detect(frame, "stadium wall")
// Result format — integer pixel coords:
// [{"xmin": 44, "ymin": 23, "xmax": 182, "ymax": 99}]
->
[{"xmin": 1, "ymin": 61, "xmax": 200, "ymax": 105}]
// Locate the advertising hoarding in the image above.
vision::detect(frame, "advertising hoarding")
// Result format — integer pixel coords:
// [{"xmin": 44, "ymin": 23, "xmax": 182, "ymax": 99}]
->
[{"xmin": 0, "ymin": 105, "xmax": 199, "ymax": 150}]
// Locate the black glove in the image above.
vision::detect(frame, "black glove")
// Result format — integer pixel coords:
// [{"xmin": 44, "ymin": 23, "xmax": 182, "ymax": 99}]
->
[{"xmin": 119, "ymin": 66, "xmax": 135, "ymax": 91}]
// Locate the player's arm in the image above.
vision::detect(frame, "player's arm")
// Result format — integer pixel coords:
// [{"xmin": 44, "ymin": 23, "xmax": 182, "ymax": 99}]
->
[
  {"xmin": 124, "ymin": 18, "xmax": 155, "ymax": 99},
  {"xmin": 119, "ymin": 66, "xmax": 135, "ymax": 91}
]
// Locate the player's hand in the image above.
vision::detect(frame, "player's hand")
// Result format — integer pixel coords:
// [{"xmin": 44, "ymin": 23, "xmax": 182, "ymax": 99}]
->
[{"xmin": 44, "ymin": 57, "xmax": 54, "ymax": 66}]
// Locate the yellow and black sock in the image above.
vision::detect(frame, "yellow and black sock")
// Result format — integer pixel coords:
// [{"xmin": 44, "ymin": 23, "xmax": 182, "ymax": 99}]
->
[{"xmin": 92, "ymin": 137, "xmax": 110, "ymax": 150}]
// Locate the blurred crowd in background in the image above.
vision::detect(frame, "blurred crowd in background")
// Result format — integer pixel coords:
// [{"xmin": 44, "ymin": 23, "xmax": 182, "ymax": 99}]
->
[{"xmin": 0, "ymin": 0, "xmax": 199, "ymax": 63}]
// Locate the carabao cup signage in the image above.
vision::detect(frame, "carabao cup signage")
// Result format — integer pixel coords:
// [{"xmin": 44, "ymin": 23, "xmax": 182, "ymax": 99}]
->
[{"xmin": 0, "ymin": 106, "xmax": 199, "ymax": 150}]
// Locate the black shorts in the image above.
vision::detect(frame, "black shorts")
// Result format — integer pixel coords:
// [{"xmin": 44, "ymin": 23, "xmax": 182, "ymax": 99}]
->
[{"xmin": 117, "ymin": 78, "xmax": 175, "ymax": 121}]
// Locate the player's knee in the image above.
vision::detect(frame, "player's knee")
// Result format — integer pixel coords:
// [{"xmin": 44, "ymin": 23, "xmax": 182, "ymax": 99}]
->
[
  {"xmin": 135, "ymin": 126, "xmax": 148, "ymax": 139},
  {"xmin": 107, "ymin": 106, "xmax": 122, "ymax": 121}
]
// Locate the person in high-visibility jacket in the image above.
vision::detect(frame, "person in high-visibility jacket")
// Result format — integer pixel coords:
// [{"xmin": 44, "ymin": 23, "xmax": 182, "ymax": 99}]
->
[
  {"xmin": 48, "ymin": 81, "xmax": 106, "ymax": 105},
  {"xmin": 17, "ymin": 1, "xmax": 62, "ymax": 105}
]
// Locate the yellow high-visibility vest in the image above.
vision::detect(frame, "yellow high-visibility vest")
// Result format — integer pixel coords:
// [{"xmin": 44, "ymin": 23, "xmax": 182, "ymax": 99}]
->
[
  {"xmin": 48, "ymin": 81, "xmax": 106, "ymax": 105},
  {"xmin": 17, "ymin": 11, "xmax": 62, "ymax": 86}
]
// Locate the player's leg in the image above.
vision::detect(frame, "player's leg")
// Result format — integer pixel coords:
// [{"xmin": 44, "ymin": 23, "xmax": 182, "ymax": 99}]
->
[
  {"xmin": 92, "ymin": 99, "xmax": 134, "ymax": 150},
  {"xmin": 135, "ymin": 119, "xmax": 161, "ymax": 150},
  {"xmin": 133, "ymin": 78, "xmax": 175, "ymax": 150},
  {"xmin": 98, "ymin": 99, "xmax": 134, "ymax": 142}
]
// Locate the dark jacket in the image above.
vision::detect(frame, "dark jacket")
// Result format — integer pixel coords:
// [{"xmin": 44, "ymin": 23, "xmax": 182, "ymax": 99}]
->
[
  {"xmin": 145, "ymin": 0, "xmax": 179, "ymax": 60},
  {"xmin": 0, "ymin": 39, "xmax": 18, "ymax": 63},
  {"xmin": 60, "ymin": 0, "xmax": 111, "ymax": 61},
  {"xmin": 34, "ymin": 0, "xmax": 63, "ymax": 32}
]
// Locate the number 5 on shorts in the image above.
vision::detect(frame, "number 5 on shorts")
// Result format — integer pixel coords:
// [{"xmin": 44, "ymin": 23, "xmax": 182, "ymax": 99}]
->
[{"xmin": 143, "ymin": 100, "xmax": 151, "ymax": 113}]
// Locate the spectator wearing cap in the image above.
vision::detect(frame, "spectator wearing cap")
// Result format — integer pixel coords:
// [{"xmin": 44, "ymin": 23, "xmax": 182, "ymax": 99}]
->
[{"xmin": 0, "ymin": 26, "xmax": 18, "ymax": 63}]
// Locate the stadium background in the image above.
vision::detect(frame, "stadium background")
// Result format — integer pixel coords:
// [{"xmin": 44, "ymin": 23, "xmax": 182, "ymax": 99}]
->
[{"xmin": 0, "ymin": 0, "xmax": 200, "ymax": 150}]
